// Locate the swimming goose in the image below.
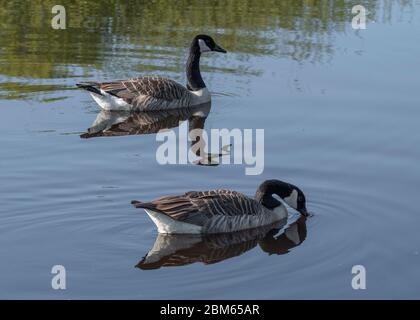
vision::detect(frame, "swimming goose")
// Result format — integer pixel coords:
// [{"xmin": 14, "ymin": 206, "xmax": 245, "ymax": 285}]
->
[
  {"xmin": 131, "ymin": 179, "xmax": 308, "ymax": 234},
  {"xmin": 76, "ymin": 35, "xmax": 226, "ymax": 111}
]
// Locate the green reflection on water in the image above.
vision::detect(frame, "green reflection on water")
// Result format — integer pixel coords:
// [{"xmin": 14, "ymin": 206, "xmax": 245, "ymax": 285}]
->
[{"xmin": 0, "ymin": 0, "xmax": 414, "ymax": 99}]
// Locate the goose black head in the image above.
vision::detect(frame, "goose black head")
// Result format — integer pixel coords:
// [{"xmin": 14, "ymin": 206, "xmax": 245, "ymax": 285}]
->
[
  {"xmin": 193, "ymin": 35, "xmax": 227, "ymax": 54},
  {"xmin": 255, "ymin": 179, "xmax": 308, "ymax": 217}
]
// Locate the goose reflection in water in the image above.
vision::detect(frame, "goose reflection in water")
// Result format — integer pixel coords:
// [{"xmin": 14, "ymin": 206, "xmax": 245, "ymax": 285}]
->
[
  {"xmin": 137, "ymin": 216, "xmax": 307, "ymax": 270},
  {"xmin": 80, "ymin": 102, "xmax": 229, "ymax": 166}
]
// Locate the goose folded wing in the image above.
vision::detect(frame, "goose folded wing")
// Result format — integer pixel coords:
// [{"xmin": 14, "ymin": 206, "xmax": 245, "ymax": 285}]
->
[
  {"xmin": 99, "ymin": 76, "xmax": 189, "ymax": 104},
  {"xmin": 136, "ymin": 190, "xmax": 262, "ymax": 223}
]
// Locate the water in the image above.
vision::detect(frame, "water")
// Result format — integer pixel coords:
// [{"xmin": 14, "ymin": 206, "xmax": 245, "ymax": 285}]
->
[{"xmin": 1, "ymin": 0, "xmax": 419, "ymax": 299}]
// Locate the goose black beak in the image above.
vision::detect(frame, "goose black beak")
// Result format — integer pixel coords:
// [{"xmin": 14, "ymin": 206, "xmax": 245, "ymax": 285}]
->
[{"xmin": 213, "ymin": 44, "xmax": 227, "ymax": 53}]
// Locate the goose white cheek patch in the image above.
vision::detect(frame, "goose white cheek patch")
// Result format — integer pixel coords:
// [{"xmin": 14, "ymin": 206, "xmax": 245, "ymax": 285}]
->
[{"xmin": 198, "ymin": 39, "xmax": 211, "ymax": 52}]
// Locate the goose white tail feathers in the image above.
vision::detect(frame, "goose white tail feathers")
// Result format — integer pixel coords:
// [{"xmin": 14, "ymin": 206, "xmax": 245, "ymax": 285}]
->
[{"xmin": 131, "ymin": 200, "xmax": 202, "ymax": 234}]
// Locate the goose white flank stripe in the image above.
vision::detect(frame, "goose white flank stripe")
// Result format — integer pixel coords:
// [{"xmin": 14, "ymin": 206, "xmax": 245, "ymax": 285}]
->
[
  {"xmin": 131, "ymin": 179, "xmax": 308, "ymax": 234},
  {"xmin": 76, "ymin": 35, "xmax": 226, "ymax": 111}
]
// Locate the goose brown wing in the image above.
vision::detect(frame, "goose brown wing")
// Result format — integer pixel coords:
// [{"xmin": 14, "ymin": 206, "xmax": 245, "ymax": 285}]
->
[
  {"xmin": 133, "ymin": 190, "xmax": 263, "ymax": 224},
  {"xmin": 99, "ymin": 76, "xmax": 190, "ymax": 104}
]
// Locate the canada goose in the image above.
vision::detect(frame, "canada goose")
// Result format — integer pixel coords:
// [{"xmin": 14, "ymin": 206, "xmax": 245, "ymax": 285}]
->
[
  {"xmin": 76, "ymin": 35, "xmax": 226, "ymax": 111},
  {"xmin": 131, "ymin": 180, "xmax": 308, "ymax": 234},
  {"xmin": 137, "ymin": 217, "xmax": 307, "ymax": 270}
]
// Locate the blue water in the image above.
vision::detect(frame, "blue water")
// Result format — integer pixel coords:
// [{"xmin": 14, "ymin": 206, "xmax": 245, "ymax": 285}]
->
[{"xmin": 0, "ymin": 1, "xmax": 419, "ymax": 299}]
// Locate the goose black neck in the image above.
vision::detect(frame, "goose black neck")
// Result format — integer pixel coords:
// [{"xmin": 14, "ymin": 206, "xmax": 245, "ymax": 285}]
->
[
  {"xmin": 255, "ymin": 180, "xmax": 285, "ymax": 209},
  {"xmin": 186, "ymin": 47, "xmax": 206, "ymax": 91},
  {"xmin": 255, "ymin": 180, "xmax": 276, "ymax": 201}
]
